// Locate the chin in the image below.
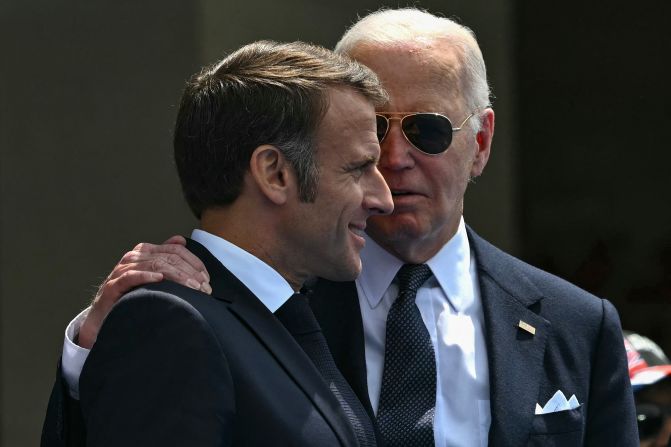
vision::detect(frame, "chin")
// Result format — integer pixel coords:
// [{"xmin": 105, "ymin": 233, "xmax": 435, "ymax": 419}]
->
[
  {"xmin": 369, "ymin": 217, "xmax": 426, "ymax": 244},
  {"xmin": 321, "ymin": 256, "xmax": 361, "ymax": 282}
]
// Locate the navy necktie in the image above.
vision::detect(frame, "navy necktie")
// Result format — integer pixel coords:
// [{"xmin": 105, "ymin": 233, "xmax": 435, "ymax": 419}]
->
[
  {"xmin": 275, "ymin": 293, "xmax": 378, "ymax": 447},
  {"xmin": 376, "ymin": 264, "xmax": 436, "ymax": 446}
]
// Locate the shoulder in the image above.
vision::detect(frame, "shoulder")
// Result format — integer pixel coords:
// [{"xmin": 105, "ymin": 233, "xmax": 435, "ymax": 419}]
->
[
  {"xmin": 96, "ymin": 280, "xmax": 234, "ymax": 347},
  {"xmin": 79, "ymin": 281, "xmax": 238, "ymax": 444},
  {"xmin": 82, "ymin": 281, "xmax": 235, "ymax": 388},
  {"xmin": 115, "ymin": 280, "xmax": 214, "ymax": 318},
  {"xmin": 467, "ymin": 228, "xmax": 615, "ymax": 327},
  {"xmin": 468, "ymin": 230, "xmax": 630, "ymax": 378}
]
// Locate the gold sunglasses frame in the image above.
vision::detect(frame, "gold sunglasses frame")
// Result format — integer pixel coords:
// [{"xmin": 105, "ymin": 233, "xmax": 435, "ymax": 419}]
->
[{"xmin": 375, "ymin": 112, "xmax": 475, "ymax": 156}]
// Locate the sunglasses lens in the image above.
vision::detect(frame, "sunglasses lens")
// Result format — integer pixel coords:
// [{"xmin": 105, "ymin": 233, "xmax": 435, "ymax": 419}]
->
[
  {"xmin": 636, "ymin": 404, "xmax": 664, "ymax": 439},
  {"xmin": 402, "ymin": 113, "xmax": 453, "ymax": 155},
  {"xmin": 376, "ymin": 115, "xmax": 389, "ymax": 143}
]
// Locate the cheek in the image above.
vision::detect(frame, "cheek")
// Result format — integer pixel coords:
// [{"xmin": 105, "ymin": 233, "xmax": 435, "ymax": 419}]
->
[{"xmin": 424, "ymin": 164, "xmax": 459, "ymax": 197}]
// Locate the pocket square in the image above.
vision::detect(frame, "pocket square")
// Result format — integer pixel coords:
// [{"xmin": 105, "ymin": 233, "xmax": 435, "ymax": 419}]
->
[{"xmin": 535, "ymin": 390, "xmax": 580, "ymax": 415}]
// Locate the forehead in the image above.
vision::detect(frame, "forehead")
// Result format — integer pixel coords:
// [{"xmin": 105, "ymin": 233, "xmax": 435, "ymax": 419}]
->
[
  {"xmin": 314, "ymin": 86, "xmax": 379, "ymax": 161},
  {"xmin": 351, "ymin": 41, "xmax": 466, "ymax": 114}
]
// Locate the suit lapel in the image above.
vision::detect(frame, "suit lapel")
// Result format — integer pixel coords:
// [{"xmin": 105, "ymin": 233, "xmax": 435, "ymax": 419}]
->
[
  {"xmin": 309, "ymin": 280, "xmax": 375, "ymax": 418},
  {"xmin": 186, "ymin": 239, "xmax": 359, "ymax": 447},
  {"xmin": 468, "ymin": 228, "xmax": 549, "ymax": 446},
  {"xmin": 310, "ymin": 279, "xmax": 385, "ymax": 446}
]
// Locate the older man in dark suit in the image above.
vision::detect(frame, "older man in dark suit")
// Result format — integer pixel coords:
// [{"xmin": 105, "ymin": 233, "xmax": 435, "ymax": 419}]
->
[{"xmin": 46, "ymin": 8, "xmax": 638, "ymax": 446}]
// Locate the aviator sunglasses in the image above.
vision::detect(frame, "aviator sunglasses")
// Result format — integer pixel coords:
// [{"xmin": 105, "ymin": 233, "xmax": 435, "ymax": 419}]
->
[{"xmin": 376, "ymin": 112, "xmax": 476, "ymax": 155}]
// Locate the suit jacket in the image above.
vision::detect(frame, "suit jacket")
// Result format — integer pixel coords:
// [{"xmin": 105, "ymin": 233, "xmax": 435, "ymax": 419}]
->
[
  {"xmin": 44, "ymin": 229, "xmax": 638, "ymax": 446},
  {"xmin": 44, "ymin": 239, "xmax": 360, "ymax": 447},
  {"xmin": 42, "ymin": 363, "xmax": 86, "ymax": 447},
  {"xmin": 310, "ymin": 227, "xmax": 639, "ymax": 446}
]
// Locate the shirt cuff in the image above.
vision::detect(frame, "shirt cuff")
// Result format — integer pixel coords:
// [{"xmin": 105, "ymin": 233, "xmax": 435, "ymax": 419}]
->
[{"xmin": 61, "ymin": 307, "xmax": 92, "ymax": 400}]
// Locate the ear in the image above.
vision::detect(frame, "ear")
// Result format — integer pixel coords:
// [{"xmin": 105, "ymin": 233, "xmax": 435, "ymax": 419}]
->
[
  {"xmin": 470, "ymin": 108, "xmax": 495, "ymax": 178},
  {"xmin": 248, "ymin": 145, "xmax": 294, "ymax": 205}
]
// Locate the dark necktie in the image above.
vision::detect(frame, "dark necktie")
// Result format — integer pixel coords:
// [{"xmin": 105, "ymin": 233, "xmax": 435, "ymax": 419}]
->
[
  {"xmin": 275, "ymin": 293, "xmax": 378, "ymax": 447},
  {"xmin": 376, "ymin": 264, "xmax": 436, "ymax": 447}
]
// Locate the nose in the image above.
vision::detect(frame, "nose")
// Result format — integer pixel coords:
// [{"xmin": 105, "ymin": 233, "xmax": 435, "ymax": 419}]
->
[
  {"xmin": 363, "ymin": 165, "xmax": 393, "ymax": 216},
  {"xmin": 378, "ymin": 119, "xmax": 416, "ymax": 171}
]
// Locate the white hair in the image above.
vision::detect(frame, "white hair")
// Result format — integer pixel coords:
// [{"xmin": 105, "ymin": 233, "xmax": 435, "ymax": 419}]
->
[{"xmin": 334, "ymin": 8, "xmax": 491, "ymax": 132}]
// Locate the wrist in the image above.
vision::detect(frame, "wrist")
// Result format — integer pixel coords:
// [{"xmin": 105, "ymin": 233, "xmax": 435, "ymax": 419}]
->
[{"xmin": 78, "ymin": 319, "xmax": 99, "ymax": 349}]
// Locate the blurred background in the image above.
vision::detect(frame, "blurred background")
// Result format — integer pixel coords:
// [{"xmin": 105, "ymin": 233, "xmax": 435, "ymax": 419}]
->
[{"xmin": 1, "ymin": 0, "xmax": 669, "ymax": 444}]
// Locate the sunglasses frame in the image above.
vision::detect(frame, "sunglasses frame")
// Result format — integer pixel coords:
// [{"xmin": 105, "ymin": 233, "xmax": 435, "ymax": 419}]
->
[{"xmin": 375, "ymin": 112, "xmax": 476, "ymax": 156}]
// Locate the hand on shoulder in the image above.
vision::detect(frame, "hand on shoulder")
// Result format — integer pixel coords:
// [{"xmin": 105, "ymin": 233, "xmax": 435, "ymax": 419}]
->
[{"xmin": 78, "ymin": 235, "xmax": 211, "ymax": 348}]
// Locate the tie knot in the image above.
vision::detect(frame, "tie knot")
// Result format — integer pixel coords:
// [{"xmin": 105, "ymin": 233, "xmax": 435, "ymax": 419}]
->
[
  {"xmin": 396, "ymin": 264, "xmax": 432, "ymax": 293},
  {"xmin": 275, "ymin": 293, "xmax": 320, "ymax": 335}
]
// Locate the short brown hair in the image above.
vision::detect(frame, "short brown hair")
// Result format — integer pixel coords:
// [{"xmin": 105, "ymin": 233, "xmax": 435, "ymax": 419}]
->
[{"xmin": 174, "ymin": 40, "xmax": 388, "ymax": 218}]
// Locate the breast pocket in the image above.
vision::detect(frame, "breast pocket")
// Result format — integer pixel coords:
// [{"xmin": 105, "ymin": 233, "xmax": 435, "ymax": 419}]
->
[{"xmin": 527, "ymin": 406, "xmax": 584, "ymax": 447}]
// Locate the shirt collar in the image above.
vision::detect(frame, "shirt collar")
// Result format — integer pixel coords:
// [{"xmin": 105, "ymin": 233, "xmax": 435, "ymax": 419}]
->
[
  {"xmin": 190, "ymin": 229, "xmax": 294, "ymax": 313},
  {"xmin": 356, "ymin": 217, "xmax": 475, "ymax": 312}
]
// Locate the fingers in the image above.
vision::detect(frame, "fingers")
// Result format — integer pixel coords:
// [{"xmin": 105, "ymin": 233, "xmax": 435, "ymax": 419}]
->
[
  {"xmin": 100, "ymin": 240, "xmax": 212, "ymax": 297},
  {"xmin": 79, "ymin": 237, "xmax": 213, "ymax": 349},
  {"xmin": 80, "ymin": 271, "xmax": 165, "ymax": 349},
  {"xmin": 129, "ymin": 242, "xmax": 210, "ymax": 283},
  {"xmin": 100, "ymin": 270, "xmax": 164, "ymax": 305},
  {"xmin": 111, "ymin": 257, "xmax": 211, "ymax": 293},
  {"xmin": 92, "ymin": 270, "xmax": 164, "ymax": 309},
  {"xmin": 116, "ymin": 255, "xmax": 209, "ymax": 290},
  {"xmin": 162, "ymin": 234, "xmax": 187, "ymax": 246}
]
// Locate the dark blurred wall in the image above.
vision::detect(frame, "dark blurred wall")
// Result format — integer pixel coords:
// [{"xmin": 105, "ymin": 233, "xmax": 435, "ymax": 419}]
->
[
  {"xmin": 517, "ymin": 2, "xmax": 671, "ymax": 353},
  {"xmin": 0, "ymin": 2, "xmax": 199, "ymax": 444}
]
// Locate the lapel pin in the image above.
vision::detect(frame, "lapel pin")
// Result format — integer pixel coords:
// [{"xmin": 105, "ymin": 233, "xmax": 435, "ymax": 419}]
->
[{"xmin": 518, "ymin": 320, "xmax": 536, "ymax": 335}]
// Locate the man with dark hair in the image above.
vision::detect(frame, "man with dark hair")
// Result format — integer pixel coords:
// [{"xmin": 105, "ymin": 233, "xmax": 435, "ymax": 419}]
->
[
  {"xmin": 47, "ymin": 8, "xmax": 638, "ymax": 446},
  {"xmin": 42, "ymin": 40, "xmax": 393, "ymax": 446}
]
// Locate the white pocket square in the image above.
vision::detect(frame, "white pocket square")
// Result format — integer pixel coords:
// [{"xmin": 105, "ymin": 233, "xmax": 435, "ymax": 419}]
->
[{"xmin": 535, "ymin": 390, "xmax": 580, "ymax": 415}]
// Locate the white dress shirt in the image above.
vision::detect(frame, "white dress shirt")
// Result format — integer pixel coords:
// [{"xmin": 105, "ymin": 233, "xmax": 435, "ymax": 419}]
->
[
  {"xmin": 62, "ymin": 221, "xmax": 491, "ymax": 445},
  {"xmin": 61, "ymin": 229, "xmax": 294, "ymax": 398},
  {"xmin": 356, "ymin": 218, "xmax": 491, "ymax": 446}
]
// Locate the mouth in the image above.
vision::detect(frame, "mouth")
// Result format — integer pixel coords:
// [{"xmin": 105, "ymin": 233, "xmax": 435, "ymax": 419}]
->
[
  {"xmin": 348, "ymin": 224, "xmax": 366, "ymax": 238},
  {"xmin": 389, "ymin": 187, "xmax": 423, "ymax": 197},
  {"xmin": 390, "ymin": 189, "xmax": 424, "ymax": 199}
]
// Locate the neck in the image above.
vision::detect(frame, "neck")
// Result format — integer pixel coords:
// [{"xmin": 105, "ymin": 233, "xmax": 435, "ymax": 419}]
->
[
  {"xmin": 200, "ymin": 207, "xmax": 307, "ymax": 291},
  {"xmin": 375, "ymin": 237, "xmax": 445, "ymax": 264},
  {"xmin": 368, "ymin": 216, "xmax": 461, "ymax": 264}
]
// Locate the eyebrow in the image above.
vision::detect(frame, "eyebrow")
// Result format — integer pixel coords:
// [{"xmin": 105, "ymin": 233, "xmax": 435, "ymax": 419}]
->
[
  {"xmin": 361, "ymin": 155, "xmax": 380, "ymax": 167},
  {"xmin": 345, "ymin": 155, "xmax": 378, "ymax": 171}
]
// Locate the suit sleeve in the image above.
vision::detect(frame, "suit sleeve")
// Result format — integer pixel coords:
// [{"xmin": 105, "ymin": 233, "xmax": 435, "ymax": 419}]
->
[
  {"xmin": 79, "ymin": 288, "xmax": 236, "ymax": 447},
  {"xmin": 41, "ymin": 361, "xmax": 86, "ymax": 447},
  {"xmin": 584, "ymin": 299, "xmax": 639, "ymax": 444}
]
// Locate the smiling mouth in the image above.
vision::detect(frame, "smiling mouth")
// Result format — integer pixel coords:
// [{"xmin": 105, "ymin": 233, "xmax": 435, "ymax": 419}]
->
[{"xmin": 349, "ymin": 225, "xmax": 366, "ymax": 237}]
